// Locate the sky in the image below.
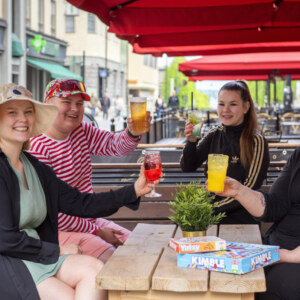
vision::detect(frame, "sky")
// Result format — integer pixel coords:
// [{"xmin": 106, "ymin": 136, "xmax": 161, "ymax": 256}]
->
[
  {"xmin": 157, "ymin": 56, "xmax": 228, "ymax": 92},
  {"xmin": 157, "ymin": 55, "xmax": 201, "ymax": 68}
]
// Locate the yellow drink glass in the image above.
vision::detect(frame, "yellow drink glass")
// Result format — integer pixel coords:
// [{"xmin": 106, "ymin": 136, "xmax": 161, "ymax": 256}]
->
[
  {"xmin": 207, "ymin": 154, "xmax": 229, "ymax": 192},
  {"xmin": 130, "ymin": 97, "xmax": 147, "ymax": 132}
]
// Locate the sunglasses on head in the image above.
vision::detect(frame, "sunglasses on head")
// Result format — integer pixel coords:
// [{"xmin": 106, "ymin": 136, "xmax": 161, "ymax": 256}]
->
[{"xmin": 58, "ymin": 80, "xmax": 86, "ymax": 92}]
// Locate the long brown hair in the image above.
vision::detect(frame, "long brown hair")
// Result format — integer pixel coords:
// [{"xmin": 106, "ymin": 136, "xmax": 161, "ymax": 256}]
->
[{"xmin": 218, "ymin": 81, "xmax": 258, "ymax": 168}]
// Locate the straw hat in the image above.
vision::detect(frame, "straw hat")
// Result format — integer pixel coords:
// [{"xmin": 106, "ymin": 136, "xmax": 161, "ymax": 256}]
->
[{"xmin": 0, "ymin": 83, "xmax": 58, "ymax": 137}]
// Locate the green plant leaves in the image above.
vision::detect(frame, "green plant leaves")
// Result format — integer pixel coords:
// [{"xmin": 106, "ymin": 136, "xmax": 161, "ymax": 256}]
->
[{"xmin": 169, "ymin": 181, "xmax": 225, "ymax": 231}]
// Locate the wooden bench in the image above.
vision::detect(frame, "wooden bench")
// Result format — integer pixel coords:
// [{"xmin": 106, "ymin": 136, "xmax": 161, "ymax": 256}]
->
[
  {"xmin": 92, "ymin": 161, "xmax": 287, "ymax": 186},
  {"xmin": 96, "ymin": 223, "xmax": 266, "ymax": 299},
  {"xmin": 93, "ymin": 185, "xmax": 272, "ymax": 233}
]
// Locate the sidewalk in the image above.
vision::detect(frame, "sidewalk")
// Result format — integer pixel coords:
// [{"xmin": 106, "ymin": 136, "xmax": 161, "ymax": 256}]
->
[{"xmin": 94, "ymin": 113, "xmax": 125, "ymax": 132}]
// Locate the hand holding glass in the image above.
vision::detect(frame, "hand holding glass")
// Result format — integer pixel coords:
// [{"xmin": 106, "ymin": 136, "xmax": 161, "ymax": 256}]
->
[
  {"xmin": 144, "ymin": 150, "xmax": 162, "ymax": 197},
  {"xmin": 207, "ymin": 154, "xmax": 229, "ymax": 192}
]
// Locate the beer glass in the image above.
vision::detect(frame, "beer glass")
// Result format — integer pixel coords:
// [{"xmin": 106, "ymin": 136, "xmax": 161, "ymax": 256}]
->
[{"xmin": 130, "ymin": 97, "xmax": 147, "ymax": 132}]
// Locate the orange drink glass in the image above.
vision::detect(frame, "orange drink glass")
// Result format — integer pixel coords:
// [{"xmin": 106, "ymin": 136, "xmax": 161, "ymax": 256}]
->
[
  {"xmin": 207, "ymin": 154, "xmax": 229, "ymax": 192},
  {"xmin": 130, "ymin": 97, "xmax": 147, "ymax": 132}
]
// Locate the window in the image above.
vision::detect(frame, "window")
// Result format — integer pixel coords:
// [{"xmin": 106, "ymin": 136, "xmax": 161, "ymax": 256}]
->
[
  {"xmin": 143, "ymin": 55, "xmax": 149, "ymax": 66},
  {"xmin": 38, "ymin": 0, "xmax": 44, "ymax": 32},
  {"xmin": 88, "ymin": 13, "xmax": 96, "ymax": 33},
  {"xmin": 113, "ymin": 70, "xmax": 117, "ymax": 97},
  {"xmin": 152, "ymin": 57, "xmax": 157, "ymax": 68},
  {"xmin": 65, "ymin": 3, "xmax": 80, "ymax": 15},
  {"xmin": 51, "ymin": 0, "xmax": 56, "ymax": 35},
  {"xmin": 65, "ymin": 15, "xmax": 75, "ymax": 33},
  {"xmin": 120, "ymin": 71, "xmax": 124, "ymax": 95},
  {"xmin": 25, "ymin": 0, "xmax": 31, "ymax": 27}
]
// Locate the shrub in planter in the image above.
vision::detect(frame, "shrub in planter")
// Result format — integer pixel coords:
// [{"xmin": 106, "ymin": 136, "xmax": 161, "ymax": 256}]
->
[{"xmin": 169, "ymin": 181, "xmax": 225, "ymax": 232}]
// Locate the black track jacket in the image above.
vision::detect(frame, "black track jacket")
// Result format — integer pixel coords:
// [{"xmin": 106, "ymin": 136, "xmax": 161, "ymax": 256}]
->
[{"xmin": 180, "ymin": 123, "xmax": 269, "ymax": 224}]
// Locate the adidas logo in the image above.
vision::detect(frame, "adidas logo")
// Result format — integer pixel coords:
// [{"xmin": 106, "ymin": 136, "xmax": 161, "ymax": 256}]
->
[{"xmin": 231, "ymin": 156, "xmax": 239, "ymax": 164}]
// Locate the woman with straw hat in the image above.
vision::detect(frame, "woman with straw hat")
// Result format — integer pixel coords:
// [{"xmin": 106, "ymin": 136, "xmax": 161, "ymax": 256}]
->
[{"xmin": 0, "ymin": 83, "xmax": 157, "ymax": 299}]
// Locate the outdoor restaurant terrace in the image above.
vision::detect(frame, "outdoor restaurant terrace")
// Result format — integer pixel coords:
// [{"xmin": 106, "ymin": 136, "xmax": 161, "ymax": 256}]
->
[{"xmin": 68, "ymin": 1, "xmax": 300, "ymax": 299}]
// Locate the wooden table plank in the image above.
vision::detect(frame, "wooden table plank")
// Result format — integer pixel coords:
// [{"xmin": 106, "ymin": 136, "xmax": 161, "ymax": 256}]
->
[
  {"xmin": 109, "ymin": 290, "xmax": 252, "ymax": 300},
  {"xmin": 210, "ymin": 225, "xmax": 266, "ymax": 294},
  {"xmin": 96, "ymin": 224, "xmax": 176, "ymax": 291},
  {"xmin": 152, "ymin": 226, "xmax": 217, "ymax": 292}
]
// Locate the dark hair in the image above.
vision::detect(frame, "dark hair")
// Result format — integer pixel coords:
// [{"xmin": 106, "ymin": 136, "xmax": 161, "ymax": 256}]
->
[{"xmin": 218, "ymin": 81, "xmax": 258, "ymax": 168}]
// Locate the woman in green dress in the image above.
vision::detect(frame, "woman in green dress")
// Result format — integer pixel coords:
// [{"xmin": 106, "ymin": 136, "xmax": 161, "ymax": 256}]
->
[{"xmin": 0, "ymin": 83, "xmax": 158, "ymax": 300}]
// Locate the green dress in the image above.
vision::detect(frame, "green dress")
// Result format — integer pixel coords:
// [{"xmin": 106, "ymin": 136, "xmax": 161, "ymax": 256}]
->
[{"xmin": 9, "ymin": 153, "xmax": 67, "ymax": 285}]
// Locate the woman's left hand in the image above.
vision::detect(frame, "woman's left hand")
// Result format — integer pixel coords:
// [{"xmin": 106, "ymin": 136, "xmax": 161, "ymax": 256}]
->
[{"xmin": 134, "ymin": 166, "xmax": 160, "ymax": 198}]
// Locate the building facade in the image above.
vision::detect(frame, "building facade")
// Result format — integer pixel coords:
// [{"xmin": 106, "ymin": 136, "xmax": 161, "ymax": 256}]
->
[
  {"xmin": 0, "ymin": 0, "xmax": 159, "ymax": 114},
  {"xmin": 127, "ymin": 45, "xmax": 159, "ymax": 114}
]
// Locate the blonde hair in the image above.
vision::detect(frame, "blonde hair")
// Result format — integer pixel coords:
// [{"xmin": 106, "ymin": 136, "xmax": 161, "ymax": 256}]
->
[
  {"xmin": 22, "ymin": 140, "xmax": 31, "ymax": 151},
  {"xmin": 218, "ymin": 81, "xmax": 258, "ymax": 168}
]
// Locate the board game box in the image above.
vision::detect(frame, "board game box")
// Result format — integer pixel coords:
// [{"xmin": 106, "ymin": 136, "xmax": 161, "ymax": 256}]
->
[
  {"xmin": 177, "ymin": 242, "xmax": 280, "ymax": 274},
  {"xmin": 168, "ymin": 236, "xmax": 227, "ymax": 254}
]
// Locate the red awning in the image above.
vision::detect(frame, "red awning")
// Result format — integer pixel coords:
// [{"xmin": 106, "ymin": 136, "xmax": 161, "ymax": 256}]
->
[
  {"xmin": 133, "ymin": 42, "xmax": 300, "ymax": 57},
  {"xmin": 69, "ymin": 0, "xmax": 300, "ymax": 35},
  {"xmin": 188, "ymin": 74, "xmax": 300, "ymax": 81},
  {"xmin": 179, "ymin": 52, "xmax": 300, "ymax": 79},
  {"xmin": 68, "ymin": 0, "xmax": 300, "ymax": 55},
  {"xmin": 131, "ymin": 27, "xmax": 300, "ymax": 48},
  {"xmin": 188, "ymin": 75, "xmax": 270, "ymax": 81}
]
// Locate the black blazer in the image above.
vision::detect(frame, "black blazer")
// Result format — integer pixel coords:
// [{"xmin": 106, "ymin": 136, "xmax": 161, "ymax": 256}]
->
[
  {"xmin": 0, "ymin": 150, "xmax": 139, "ymax": 299},
  {"xmin": 259, "ymin": 147, "xmax": 300, "ymax": 250}
]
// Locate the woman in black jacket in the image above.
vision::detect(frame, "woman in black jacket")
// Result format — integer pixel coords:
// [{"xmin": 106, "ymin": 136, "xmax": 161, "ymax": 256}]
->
[
  {"xmin": 180, "ymin": 81, "xmax": 269, "ymax": 224},
  {"xmin": 217, "ymin": 147, "xmax": 300, "ymax": 300},
  {"xmin": 0, "ymin": 83, "xmax": 158, "ymax": 300}
]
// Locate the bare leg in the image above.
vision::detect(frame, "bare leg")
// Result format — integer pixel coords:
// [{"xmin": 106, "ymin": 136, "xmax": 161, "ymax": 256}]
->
[
  {"xmin": 56, "ymin": 254, "xmax": 107, "ymax": 300},
  {"xmin": 98, "ymin": 246, "xmax": 116, "ymax": 263},
  {"xmin": 37, "ymin": 276, "xmax": 74, "ymax": 300}
]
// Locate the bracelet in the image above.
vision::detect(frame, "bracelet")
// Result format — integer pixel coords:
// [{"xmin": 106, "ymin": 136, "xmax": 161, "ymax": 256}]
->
[{"xmin": 127, "ymin": 128, "xmax": 140, "ymax": 139}]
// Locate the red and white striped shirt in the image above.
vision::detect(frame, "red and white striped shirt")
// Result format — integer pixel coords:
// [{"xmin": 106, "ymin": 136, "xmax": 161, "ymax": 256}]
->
[{"xmin": 29, "ymin": 122, "xmax": 139, "ymax": 233}]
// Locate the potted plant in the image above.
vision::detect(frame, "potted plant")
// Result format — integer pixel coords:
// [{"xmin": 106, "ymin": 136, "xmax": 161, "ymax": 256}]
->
[{"xmin": 169, "ymin": 181, "xmax": 225, "ymax": 237}]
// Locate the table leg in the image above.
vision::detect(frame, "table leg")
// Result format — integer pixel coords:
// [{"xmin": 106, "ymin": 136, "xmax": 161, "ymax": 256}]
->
[
  {"xmin": 241, "ymin": 294, "xmax": 254, "ymax": 300},
  {"xmin": 108, "ymin": 291, "xmax": 122, "ymax": 300}
]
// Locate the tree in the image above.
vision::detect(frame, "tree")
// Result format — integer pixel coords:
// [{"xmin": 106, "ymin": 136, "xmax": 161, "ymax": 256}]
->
[
  {"xmin": 247, "ymin": 79, "xmax": 297, "ymax": 107},
  {"xmin": 162, "ymin": 57, "xmax": 209, "ymax": 110}
]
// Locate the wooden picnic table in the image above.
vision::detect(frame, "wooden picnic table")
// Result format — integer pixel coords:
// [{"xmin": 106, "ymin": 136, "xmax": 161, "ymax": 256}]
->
[{"xmin": 96, "ymin": 223, "xmax": 266, "ymax": 300}]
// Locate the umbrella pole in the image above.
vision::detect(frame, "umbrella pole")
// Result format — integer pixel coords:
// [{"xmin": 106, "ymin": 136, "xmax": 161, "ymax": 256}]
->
[
  {"xmin": 274, "ymin": 80, "xmax": 277, "ymax": 105},
  {"xmin": 255, "ymin": 80, "xmax": 258, "ymax": 104},
  {"xmin": 267, "ymin": 75, "xmax": 271, "ymax": 107},
  {"xmin": 191, "ymin": 91, "xmax": 194, "ymax": 110}
]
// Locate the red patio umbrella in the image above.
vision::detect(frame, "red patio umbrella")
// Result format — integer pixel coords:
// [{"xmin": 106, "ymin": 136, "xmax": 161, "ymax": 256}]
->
[
  {"xmin": 179, "ymin": 52, "xmax": 300, "ymax": 78},
  {"xmin": 69, "ymin": 0, "xmax": 300, "ymax": 35},
  {"xmin": 68, "ymin": 0, "xmax": 300, "ymax": 55},
  {"xmin": 188, "ymin": 75, "xmax": 270, "ymax": 81},
  {"xmin": 188, "ymin": 74, "xmax": 300, "ymax": 81},
  {"xmin": 129, "ymin": 27, "xmax": 300, "ymax": 48},
  {"xmin": 133, "ymin": 42, "xmax": 300, "ymax": 57}
]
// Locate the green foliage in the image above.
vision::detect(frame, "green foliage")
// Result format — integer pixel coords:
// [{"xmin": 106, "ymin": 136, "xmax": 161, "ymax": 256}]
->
[
  {"xmin": 169, "ymin": 182, "xmax": 225, "ymax": 232},
  {"xmin": 162, "ymin": 57, "xmax": 210, "ymax": 110},
  {"xmin": 247, "ymin": 80, "xmax": 298, "ymax": 107},
  {"xmin": 247, "ymin": 81, "xmax": 266, "ymax": 107}
]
